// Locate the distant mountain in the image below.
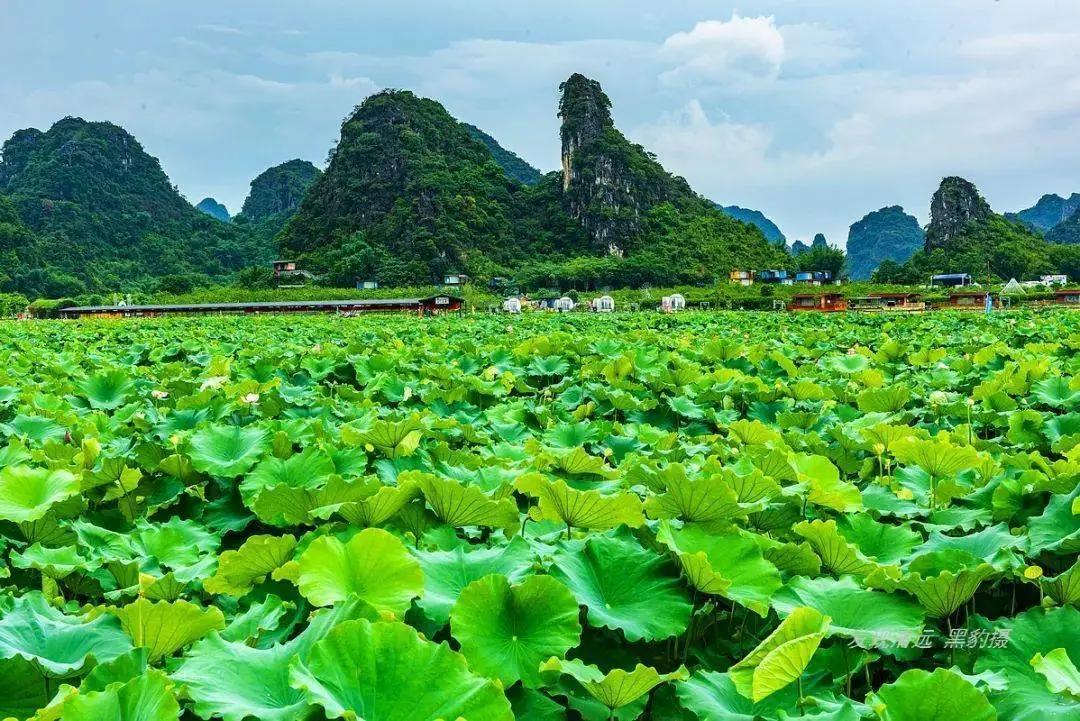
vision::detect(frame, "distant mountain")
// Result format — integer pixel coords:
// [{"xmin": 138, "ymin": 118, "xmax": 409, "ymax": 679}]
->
[
  {"xmin": 846, "ymin": 206, "xmax": 924, "ymax": 279},
  {"xmin": 717, "ymin": 205, "xmax": 785, "ymax": 244},
  {"xmin": 789, "ymin": 234, "xmax": 826, "ymax": 255},
  {"xmin": 196, "ymin": 197, "xmax": 230, "ymax": 221},
  {"xmin": 0, "ymin": 117, "xmax": 269, "ymax": 293},
  {"xmin": 884, "ymin": 176, "xmax": 1058, "ymax": 281},
  {"xmin": 1047, "ymin": 212, "xmax": 1080, "ymax": 245},
  {"xmin": 463, "ymin": 124, "xmax": 541, "ymax": 185},
  {"xmin": 279, "ymin": 75, "xmax": 786, "ymax": 286},
  {"xmin": 234, "ymin": 159, "xmax": 320, "ymax": 241},
  {"xmin": 1007, "ymin": 193, "xmax": 1080, "ymax": 233}
]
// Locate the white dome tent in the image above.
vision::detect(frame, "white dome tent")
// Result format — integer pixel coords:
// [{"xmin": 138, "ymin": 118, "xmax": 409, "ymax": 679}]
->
[
  {"xmin": 662, "ymin": 293, "xmax": 686, "ymax": 312},
  {"xmin": 502, "ymin": 297, "xmax": 522, "ymax": 314},
  {"xmin": 554, "ymin": 296, "xmax": 576, "ymax": 312},
  {"xmin": 592, "ymin": 295, "xmax": 615, "ymax": 313}
]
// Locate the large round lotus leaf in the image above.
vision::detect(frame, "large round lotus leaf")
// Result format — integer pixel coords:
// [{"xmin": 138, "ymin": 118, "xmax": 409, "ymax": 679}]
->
[
  {"xmin": 76, "ymin": 369, "xmax": 135, "ymax": 410},
  {"xmin": 836, "ymin": 514, "xmax": 921, "ymax": 565},
  {"xmin": 10, "ymin": 542, "xmax": 91, "ymax": 578},
  {"xmin": 289, "ymin": 619, "xmax": 514, "ymax": 721},
  {"xmin": 870, "ymin": 668, "xmax": 996, "ymax": 721},
  {"xmin": 1028, "ymin": 488, "xmax": 1080, "ymax": 555},
  {"xmin": 0, "ymin": 465, "xmax": 79, "ymax": 524},
  {"xmin": 657, "ymin": 522, "xmax": 782, "ymax": 616},
  {"xmin": 174, "ymin": 598, "xmax": 379, "ymax": 721},
  {"xmin": 0, "ymin": 656, "xmax": 50, "ymax": 719},
  {"xmin": 108, "ymin": 598, "xmax": 224, "ymax": 662},
  {"xmin": 550, "ymin": 529, "xmax": 692, "ymax": 642},
  {"xmin": 294, "ymin": 528, "xmax": 423, "ymax": 613},
  {"xmin": 451, "ymin": 574, "xmax": 581, "ymax": 687},
  {"xmin": 674, "ymin": 670, "xmax": 860, "ymax": 721},
  {"xmin": 188, "ymin": 424, "xmax": 268, "ymax": 477},
  {"xmin": 729, "ymin": 606, "xmax": 830, "ymax": 703},
  {"xmin": 203, "ymin": 534, "xmax": 296, "ymax": 597},
  {"xmin": 770, "ymin": 576, "xmax": 924, "ymax": 648},
  {"xmin": 61, "ymin": 669, "xmax": 180, "ymax": 721},
  {"xmin": 241, "ymin": 448, "xmax": 336, "ymax": 501},
  {"xmin": 891, "ymin": 438, "xmax": 980, "ymax": 479},
  {"xmin": 973, "ymin": 606, "xmax": 1080, "ymax": 721},
  {"xmin": 414, "ymin": 538, "xmax": 535, "ymax": 626},
  {"xmin": 539, "ymin": 657, "xmax": 688, "ymax": 712},
  {"xmin": 0, "ymin": 592, "xmax": 132, "ymax": 676}
]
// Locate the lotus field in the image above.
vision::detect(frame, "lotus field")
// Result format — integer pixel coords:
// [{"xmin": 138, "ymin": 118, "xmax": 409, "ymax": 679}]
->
[{"xmin": 0, "ymin": 310, "xmax": 1078, "ymax": 721}]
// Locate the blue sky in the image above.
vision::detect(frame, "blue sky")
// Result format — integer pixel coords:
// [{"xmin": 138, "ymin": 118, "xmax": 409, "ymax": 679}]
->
[{"xmin": 3, "ymin": 1, "xmax": 1079, "ymax": 245}]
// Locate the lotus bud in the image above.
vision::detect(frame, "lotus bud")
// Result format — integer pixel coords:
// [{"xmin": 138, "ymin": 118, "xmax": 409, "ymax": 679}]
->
[
  {"xmin": 151, "ymin": 389, "xmax": 169, "ymax": 399},
  {"xmin": 929, "ymin": 391, "xmax": 948, "ymax": 405},
  {"xmin": 1023, "ymin": 565, "xmax": 1043, "ymax": 580},
  {"xmin": 243, "ymin": 392, "xmax": 260, "ymax": 404}
]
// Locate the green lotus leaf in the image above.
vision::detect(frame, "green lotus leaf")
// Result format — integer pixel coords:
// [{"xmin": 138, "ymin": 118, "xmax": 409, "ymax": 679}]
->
[
  {"xmin": 0, "ymin": 591, "xmax": 132, "ymax": 677},
  {"xmin": 414, "ymin": 537, "xmax": 535, "ymax": 626},
  {"xmin": 758, "ymin": 539, "xmax": 823, "ymax": 577},
  {"xmin": 290, "ymin": 618, "xmax": 513, "ymax": 720},
  {"xmin": 892, "ymin": 437, "xmax": 980, "ymax": 479},
  {"xmin": 61, "ymin": 669, "xmax": 180, "ymax": 721},
  {"xmin": 857, "ymin": 386, "xmax": 912, "ymax": 413},
  {"xmin": 794, "ymin": 454, "xmax": 863, "ymax": 512},
  {"xmin": 294, "ymin": 528, "xmax": 423, "ymax": 613},
  {"xmin": 132, "ymin": 516, "xmax": 220, "ymax": 578},
  {"xmin": 108, "ymin": 598, "xmax": 225, "ymax": 662},
  {"xmin": 241, "ymin": 447, "xmax": 337, "ymax": 501},
  {"xmin": 729, "ymin": 606, "xmax": 830, "ymax": 703},
  {"xmin": 836, "ymin": 514, "xmax": 922, "ymax": 565},
  {"xmin": 1042, "ymin": 560, "xmax": 1080, "ymax": 607},
  {"xmin": 10, "ymin": 543, "xmax": 93, "ymax": 579},
  {"xmin": 251, "ymin": 474, "xmax": 375, "ymax": 527},
  {"xmin": 1028, "ymin": 488, "xmax": 1080, "ymax": 555},
  {"xmin": 0, "ymin": 465, "xmax": 79, "ymax": 524},
  {"xmin": 343, "ymin": 415, "xmax": 424, "ymax": 458},
  {"xmin": 515, "ymin": 472, "xmax": 643, "ymax": 532},
  {"xmin": 553, "ymin": 446, "xmax": 617, "ymax": 477},
  {"xmin": 312, "ymin": 478, "xmax": 419, "ymax": 528},
  {"xmin": 915, "ymin": 523, "xmax": 1025, "ymax": 571},
  {"xmin": 220, "ymin": 594, "xmax": 292, "ymax": 643},
  {"xmin": 76, "ymin": 370, "xmax": 135, "ymax": 410},
  {"xmin": 0, "ymin": 655, "xmax": 50, "ymax": 719},
  {"xmin": 4, "ymin": 414, "xmax": 66, "ymax": 445},
  {"xmin": 506, "ymin": 686, "xmax": 567, "ymax": 721},
  {"xmin": 723, "ymin": 466, "xmax": 783, "ymax": 504},
  {"xmin": 1032, "ymin": 376, "xmax": 1080, "ymax": 409},
  {"xmin": 174, "ymin": 598, "xmax": 379, "ymax": 721},
  {"xmin": 825, "ymin": 354, "xmax": 871, "ymax": 374},
  {"xmin": 869, "ymin": 668, "xmax": 996, "ymax": 721},
  {"xmin": 888, "ymin": 551, "xmax": 997, "ymax": 617},
  {"xmin": 974, "ymin": 607, "xmax": 1080, "ymax": 721},
  {"xmin": 188, "ymin": 424, "xmax": 268, "ymax": 477},
  {"xmin": 657, "ymin": 523, "xmax": 782, "ymax": 616},
  {"xmin": 643, "ymin": 463, "xmax": 748, "ymax": 525},
  {"xmin": 771, "ymin": 576, "xmax": 924, "ymax": 648},
  {"xmin": 203, "ymin": 534, "xmax": 297, "ymax": 596},
  {"xmin": 540, "ymin": 657, "xmax": 688, "ymax": 712},
  {"xmin": 451, "ymin": 574, "xmax": 581, "ymax": 687},
  {"xmin": 412, "ymin": 472, "xmax": 520, "ymax": 531},
  {"xmin": 551, "ymin": 529, "xmax": 692, "ymax": 642},
  {"xmin": 793, "ymin": 519, "xmax": 894, "ymax": 579},
  {"xmin": 1030, "ymin": 647, "xmax": 1080, "ymax": 699},
  {"xmin": 727, "ymin": 419, "xmax": 784, "ymax": 446}
]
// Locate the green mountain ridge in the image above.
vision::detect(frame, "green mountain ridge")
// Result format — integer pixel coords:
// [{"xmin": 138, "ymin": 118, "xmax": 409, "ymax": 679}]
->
[
  {"xmin": 196, "ymin": 197, "xmax": 229, "ymax": 221},
  {"xmin": 1007, "ymin": 193, "xmax": 1080, "ymax": 233},
  {"xmin": 234, "ymin": 159, "xmax": 320, "ymax": 243},
  {"xmin": 279, "ymin": 74, "xmax": 787, "ymax": 287},
  {"xmin": 716, "ymin": 205, "xmax": 785, "ymax": 244},
  {"xmin": 0, "ymin": 117, "xmax": 269, "ymax": 294},
  {"xmin": 463, "ymin": 124, "xmax": 541, "ymax": 185},
  {"xmin": 846, "ymin": 206, "xmax": 924, "ymax": 280}
]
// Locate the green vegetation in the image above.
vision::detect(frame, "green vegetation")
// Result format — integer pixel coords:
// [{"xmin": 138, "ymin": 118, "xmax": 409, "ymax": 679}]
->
[
  {"xmin": 846, "ymin": 206, "xmax": 924, "ymax": 280},
  {"xmin": 717, "ymin": 205, "xmax": 786, "ymax": 245},
  {"xmin": 464, "ymin": 124, "xmax": 542, "ymax": 185},
  {"xmin": 0, "ymin": 118, "xmax": 269, "ymax": 295},
  {"xmin": 0, "ymin": 310, "xmax": 1077, "ymax": 720},
  {"xmin": 1008, "ymin": 193, "xmax": 1080, "ymax": 233},
  {"xmin": 233, "ymin": 159, "xmax": 320, "ymax": 243}
]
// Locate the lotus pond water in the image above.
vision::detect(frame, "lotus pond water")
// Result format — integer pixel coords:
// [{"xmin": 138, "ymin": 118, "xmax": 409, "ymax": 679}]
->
[{"xmin": 0, "ymin": 310, "xmax": 1077, "ymax": 721}]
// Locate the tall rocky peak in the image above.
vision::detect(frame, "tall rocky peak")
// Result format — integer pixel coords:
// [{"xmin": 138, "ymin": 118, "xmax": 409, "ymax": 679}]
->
[
  {"xmin": 925, "ymin": 177, "xmax": 993, "ymax": 251},
  {"xmin": 238, "ymin": 159, "xmax": 319, "ymax": 222},
  {"xmin": 559, "ymin": 73, "xmax": 614, "ymax": 192},
  {"xmin": 555, "ymin": 73, "xmax": 693, "ymax": 254}
]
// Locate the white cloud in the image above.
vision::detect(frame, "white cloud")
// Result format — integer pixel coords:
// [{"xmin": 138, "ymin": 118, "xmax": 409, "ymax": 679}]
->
[
  {"xmin": 660, "ymin": 14, "xmax": 786, "ymax": 85},
  {"xmin": 196, "ymin": 24, "xmax": 246, "ymax": 36}
]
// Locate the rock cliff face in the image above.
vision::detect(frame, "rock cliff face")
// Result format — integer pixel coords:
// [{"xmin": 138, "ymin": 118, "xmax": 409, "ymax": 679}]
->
[
  {"xmin": 557, "ymin": 73, "xmax": 688, "ymax": 255},
  {"xmin": 846, "ymin": 206, "xmax": 924, "ymax": 279},
  {"xmin": 925, "ymin": 177, "xmax": 993, "ymax": 252}
]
